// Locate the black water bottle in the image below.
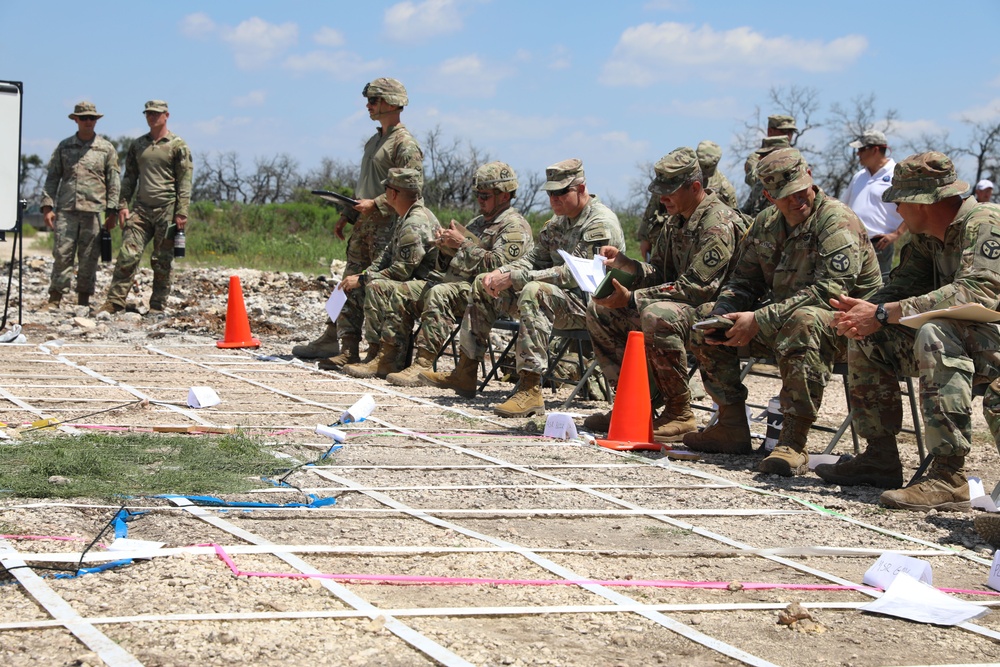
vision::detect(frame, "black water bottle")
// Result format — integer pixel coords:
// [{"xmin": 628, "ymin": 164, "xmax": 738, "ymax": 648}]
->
[
  {"xmin": 174, "ymin": 230, "xmax": 186, "ymax": 258},
  {"xmin": 100, "ymin": 229, "xmax": 112, "ymax": 262}
]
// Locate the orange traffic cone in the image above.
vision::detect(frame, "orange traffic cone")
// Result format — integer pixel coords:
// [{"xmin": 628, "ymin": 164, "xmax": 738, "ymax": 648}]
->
[
  {"xmin": 217, "ymin": 276, "xmax": 261, "ymax": 349},
  {"xmin": 597, "ymin": 331, "xmax": 658, "ymax": 451}
]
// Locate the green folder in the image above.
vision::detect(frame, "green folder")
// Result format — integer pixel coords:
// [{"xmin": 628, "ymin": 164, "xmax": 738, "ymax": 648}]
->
[{"xmin": 593, "ymin": 268, "xmax": 635, "ymax": 299}]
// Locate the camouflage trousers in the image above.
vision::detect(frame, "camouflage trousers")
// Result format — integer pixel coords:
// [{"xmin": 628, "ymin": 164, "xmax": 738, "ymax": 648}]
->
[
  {"xmin": 850, "ymin": 319, "xmax": 1000, "ymax": 457},
  {"xmin": 587, "ymin": 299, "xmax": 697, "ymax": 400},
  {"xmin": 368, "ymin": 280, "xmax": 471, "ymax": 356},
  {"xmin": 105, "ymin": 204, "xmax": 175, "ymax": 308},
  {"xmin": 459, "ymin": 279, "xmax": 587, "ymax": 375},
  {"xmin": 48, "ymin": 210, "xmax": 102, "ymax": 298},
  {"xmin": 690, "ymin": 304, "xmax": 844, "ymax": 421},
  {"xmin": 338, "ymin": 211, "xmax": 394, "ymax": 340}
]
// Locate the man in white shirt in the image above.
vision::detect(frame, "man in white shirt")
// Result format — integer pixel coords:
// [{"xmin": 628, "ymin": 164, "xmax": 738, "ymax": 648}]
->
[
  {"xmin": 845, "ymin": 130, "xmax": 906, "ymax": 283},
  {"xmin": 975, "ymin": 179, "xmax": 994, "ymax": 203}
]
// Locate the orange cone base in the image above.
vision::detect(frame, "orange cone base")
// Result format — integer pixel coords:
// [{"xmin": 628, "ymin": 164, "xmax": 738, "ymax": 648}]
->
[
  {"xmin": 596, "ymin": 438, "xmax": 660, "ymax": 451},
  {"xmin": 217, "ymin": 337, "xmax": 260, "ymax": 349}
]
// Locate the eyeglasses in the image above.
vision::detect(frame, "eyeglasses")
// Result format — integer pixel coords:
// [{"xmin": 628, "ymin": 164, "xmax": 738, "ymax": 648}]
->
[
  {"xmin": 475, "ymin": 191, "xmax": 493, "ymax": 201},
  {"xmin": 367, "ymin": 96, "xmax": 381, "ymax": 106},
  {"xmin": 548, "ymin": 185, "xmax": 574, "ymax": 198},
  {"xmin": 76, "ymin": 116, "xmax": 98, "ymax": 122}
]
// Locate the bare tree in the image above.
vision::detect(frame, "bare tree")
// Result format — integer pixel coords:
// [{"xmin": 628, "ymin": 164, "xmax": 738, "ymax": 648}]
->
[
  {"xmin": 813, "ymin": 94, "xmax": 898, "ymax": 199},
  {"xmin": 193, "ymin": 151, "xmax": 250, "ymax": 203},
  {"xmin": 303, "ymin": 157, "xmax": 359, "ymax": 194},
  {"xmin": 247, "ymin": 153, "xmax": 301, "ymax": 204},
  {"xmin": 18, "ymin": 154, "xmax": 45, "ymax": 204},
  {"xmin": 957, "ymin": 114, "xmax": 1000, "ymax": 186},
  {"xmin": 421, "ymin": 125, "xmax": 489, "ymax": 210},
  {"xmin": 515, "ymin": 169, "xmax": 548, "ymax": 215}
]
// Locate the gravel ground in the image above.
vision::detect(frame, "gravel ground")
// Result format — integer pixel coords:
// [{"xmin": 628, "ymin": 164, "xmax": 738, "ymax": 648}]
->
[{"xmin": 1, "ymin": 241, "xmax": 1000, "ymax": 666}]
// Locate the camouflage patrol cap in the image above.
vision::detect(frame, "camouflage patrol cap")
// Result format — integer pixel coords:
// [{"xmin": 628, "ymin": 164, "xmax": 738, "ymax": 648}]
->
[
  {"xmin": 757, "ymin": 136, "xmax": 791, "ymax": 155},
  {"xmin": 69, "ymin": 101, "xmax": 103, "ymax": 120},
  {"xmin": 363, "ymin": 77, "xmax": 408, "ymax": 107},
  {"xmin": 882, "ymin": 152, "xmax": 970, "ymax": 205},
  {"xmin": 473, "ymin": 161, "xmax": 518, "ymax": 193},
  {"xmin": 849, "ymin": 130, "xmax": 888, "ymax": 149},
  {"xmin": 767, "ymin": 115, "xmax": 797, "ymax": 132},
  {"xmin": 143, "ymin": 100, "xmax": 169, "ymax": 113},
  {"xmin": 543, "ymin": 158, "xmax": 585, "ymax": 191},
  {"xmin": 696, "ymin": 140, "xmax": 723, "ymax": 170},
  {"xmin": 382, "ymin": 167, "xmax": 423, "ymax": 194},
  {"xmin": 757, "ymin": 148, "xmax": 813, "ymax": 199},
  {"xmin": 648, "ymin": 147, "xmax": 701, "ymax": 196}
]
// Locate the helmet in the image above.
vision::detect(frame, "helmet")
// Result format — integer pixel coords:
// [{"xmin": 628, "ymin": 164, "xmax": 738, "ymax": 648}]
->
[
  {"xmin": 362, "ymin": 77, "xmax": 408, "ymax": 107},
  {"xmin": 473, "ymin": 161, "xmax": 518, "ymax": 193}
]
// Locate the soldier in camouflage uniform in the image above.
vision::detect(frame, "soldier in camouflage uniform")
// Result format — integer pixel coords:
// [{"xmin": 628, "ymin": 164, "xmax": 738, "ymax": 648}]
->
[
  {"xmin": 684, "ymin": 148, "xmax": 881, "ymax": 477},
  {"xmin": 741, "ymin": 115, "xmax": 796, "ymax": 218},
  {"xmin": 40, "ymin": 102, "xmax": 120, "ymax": 310},
  {"xmin": 815, "ymin": 152, "xmax": 1000, "ymax": 516},
  {"xmin": 368, "ymin": 162, "xmax": 534, "ymax": 387},
  {"xmin": 696, "ymin": 140, "xmax": 738, "ymax": 210},
  {"xmin": 585, "ymin": 148, "xmax": 746, "ymax": 441},
  {"xmin": 99, "ymin": 101, "xmax": 191, "ymax": 315},
  {"xmin": 340, "ymin": 168, "xmax": 442, "ymax": 378},
  {"xmin": 295, "ymin": 78, "xmax": 423, "ymax": 367},
  {"xmin": 420, "ymin": 159, "xmax": 625, "ymax": 418}
]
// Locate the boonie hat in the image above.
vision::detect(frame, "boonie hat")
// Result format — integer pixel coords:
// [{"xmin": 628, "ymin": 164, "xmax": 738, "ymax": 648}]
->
[
  {"xmin": 473, "ymin": 161, "xmax": 518, "ymax": 193},
  {"xmin": 69, "ymin": 101, "xmax": 103, "ymax": 120},
  {"xmin": 543, "ymin": 158, "xmax": 585, "ymax": 191},
  {"xmin": 849, "ymin": 130, "xmax": 888, "ymax": 149},
  {"xmin": 882, "ymin": 152, "xmax": 970, "ymax": 204},
  {"xmin": 767, "ymin": 114, "xmax": 797, "ymax": 132},
  {"xmin": 383, "ymin": 167, "xmax": 423, "ymax": 194},
  {"xmin": 757, "ymin": 148, "xmax": 813, "ymax": 200},
  {"xmin": 143, "ymin": 100, "xmax": 169, "ymax": 113},
  {"xmin": 363, "ymin": 78, "xmax": 408, "ymax": 107},
  {"xmin": 696, "ymin": 140, "xmax": 722, "ymax": 170},
  {"xmin": 648, "ymin": 147, "xmax": 701, "ymax": 196}
]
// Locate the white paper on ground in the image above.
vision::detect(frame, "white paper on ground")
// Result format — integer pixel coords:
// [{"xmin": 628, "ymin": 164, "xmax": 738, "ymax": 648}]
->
[
  {"xmin": 557, "ymin": 250, "xmax": 605, "ymax": 293},
  {"xmin": 969, "ymin": 477, "xmax": 999, "ymax": 512},
  {"xmin": 807, "ymin": 454, "xmax": 842, "ymax": 470},
  {"xmin": 544, "ymin": 413, "xmax": 578, "ymax": 440},
  {"xmin": 187, "ymin": 386, "xmax": 221, "ymax": 408},
  {"xmin": 107, "ymin": 538, "xmax": 166, "ymax": 552},
  {"xmin": 315, "ymin": 424, "xmax": 346, "ymax": 443},
  {"xmin": 341, "ymin": 394, "xmax": 375, "ymax": 423},
  {"xmin": 326, "ymin": 288, "xmax": 348, "ymax": 323},
  {"xmin": 863, "ymin": 552, "xmax": 933, "ymax": 589},
  {"xmin": 987, "ymin": 551, "xmax": 1000, "ymax": 592},
  {"xmin": 859, "ymin": 572, "xmax": 989, "ymax": 626}
]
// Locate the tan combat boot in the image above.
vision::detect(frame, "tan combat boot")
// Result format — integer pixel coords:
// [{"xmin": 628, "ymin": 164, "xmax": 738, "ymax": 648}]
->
[
  {"xmin": 682, "ymin": 403, "xmax": 752, "ymax": 454},
  {"xmin": 97, "ymin": 301, "xmax": 123, "ymax": 315},
  {"xmin": 814, "ymin": 435, "xmax": 903, "ymax": 488},
  {"xmin": 319, "ymin": 336, "xmax": 361, "ymax": 370},
  {"xmin": 758, "ymin": 414, "xmax": 812, "ymax": 476},
  {"xmin": 583, "ymin": 410, "xmax": 613, "ymax": 433},
  {"xmin": 39, "ymin": 294, "xmax": 61, "ymax": 311},
  {"xmin": 494, "ymin": 371, "xmax": 545, "ymax": 418},
  {"xmin": 653, "ymin": 395, "xmax": 697, "ymax": 443},
  {"xmin": 343, "ymin": 342, "xmax": 397, "ymax": 379},
  {"xmin": 386, "ymin": 349, "xmax": 437, "ymax": 387},
  {"xmin": 879, "ymin": 455, "xmax": 971, "ymax": 512},
  {"xmin": 292, "ymin": 321, "xmax": 340, "ymax": 358},
  {"xmin": 419, "ymin": 353, "xmax": 479, "ymax": 399}
]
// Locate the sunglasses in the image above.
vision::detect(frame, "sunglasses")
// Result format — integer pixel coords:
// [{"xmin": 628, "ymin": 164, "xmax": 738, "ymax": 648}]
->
[
  {"xmin": 475, "ymin": 191, "xmax": 493, "ymax": 201},
  {"xmin": 367, "ymin": 96, "xmax": 381, "ymax": 105},
  {"xmin": 77, "ymin": 116, "xmax": 98, "ymax": 122},
  {"xmin": 144, "ymin": 110, "xmax": 164, "ymax": 116},
  {"xmin": 548, "ymin": 185, "xmax": 574, "ymax": 198}
]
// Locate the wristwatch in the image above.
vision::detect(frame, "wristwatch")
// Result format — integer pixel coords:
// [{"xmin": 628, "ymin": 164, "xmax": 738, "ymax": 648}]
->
[{"xmin": 875, "ymin": 304, "xmax": 889, "ymax": 326}]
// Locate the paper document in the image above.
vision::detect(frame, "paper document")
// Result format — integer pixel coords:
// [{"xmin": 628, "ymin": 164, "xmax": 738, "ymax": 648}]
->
[
  {"xmin": 557, "ymin": 250, "xmax": 605, "ymax": 293},
  {"xmin": 326, "ymin": 288, "xmax": 348, "ymax": 323},
  {"xmin": 859, "ymin": 572, "xmax": 988, "ymax": 626},
  {"xmin": 899, "ymin": 303, "xmax": 1000, "ymax": 329}
]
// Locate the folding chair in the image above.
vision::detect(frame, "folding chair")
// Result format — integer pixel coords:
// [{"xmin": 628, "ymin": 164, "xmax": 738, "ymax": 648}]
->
[
  {"xmin": 544, "ymin": 328, "xmax": 610, "ymax": 407},
  {"xmin": 477, "ymin": 318, "xmax": 519, "ymax": 392}
]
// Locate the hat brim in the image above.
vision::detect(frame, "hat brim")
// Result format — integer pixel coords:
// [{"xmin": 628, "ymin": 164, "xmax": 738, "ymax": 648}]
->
[
  {"xmin": 69, "ymin": 113, "xmax": 103, "ymax": 120},
  {"xmin": 882, "ymin": 180, "xmax": 970, "ymax": 204},
  {"xmin": 766, "ymin": 174, "xmax": 813, "ymax": 200},
  {"xmin": 543, "ymin": 176, "xmax": 581, "ymax": 191},
  {"xmin": 648, "ymin": 179, "xmax": 684, "ymax": 196}
]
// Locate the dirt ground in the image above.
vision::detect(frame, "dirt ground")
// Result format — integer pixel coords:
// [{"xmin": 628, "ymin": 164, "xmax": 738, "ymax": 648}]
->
[{"xmin": 1, "ymin": 242, "xmax": 1000, "ymax": 667}]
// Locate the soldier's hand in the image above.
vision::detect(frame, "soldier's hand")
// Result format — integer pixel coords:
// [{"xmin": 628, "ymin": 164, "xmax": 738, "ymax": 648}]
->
[
  {"xmin": 640, "ymin": 239, "xmax": 652, "ymax": 261},
  {"xmin": 593, "ymin": 280, "xmax": 630, "ymax": 309},
  {"xmin": 436, "ymin": 222, "xmax": 464, "ymax": 249},
  {"xmin": 830, "ymin": 295, "xmax": 878, "ymax": 339},
  {"xmin": 482, "ymin": 270, "xmax": 512, "ymax": 297},
  {"xmin": 118, "ymin": 208, "xmax": 130, "ymax": 228},
  {"xmin": 354, "ymin": 199, "xmax": 376, "ymax": 217},
  {"xmin": 175, "ymin": 215, "xmax": 187, "ymax": 231},
  {"xmin": 709, "ymin": 311, "xmax": 756, "ymax": 347},
  {"xmin": 42, "ymin": 210, "xmax": 55, "ymax": 230},
  {"xmin": 335, "ymin": 216, "xmax": 348, "ymax": 241},
  {"xmin": 340, "ymin": 275, "xmax": 361, "ymax": 293}
]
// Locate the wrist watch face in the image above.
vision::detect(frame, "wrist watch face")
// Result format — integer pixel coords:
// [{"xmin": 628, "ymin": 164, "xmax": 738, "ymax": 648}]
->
[{"xmin": 876, "ymin": 304, "xmax": 888, "ymax": 325}]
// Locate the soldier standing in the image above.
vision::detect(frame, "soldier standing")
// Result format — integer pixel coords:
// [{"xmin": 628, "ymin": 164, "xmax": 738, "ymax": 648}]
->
[
  {"xmin": 741, "ymin": 115, "xmax": 796, "ymax": 218},
  {"xmin": 40, "ymin": 102, "xmax": 120, "ymax": 310},
  {"xmin": 696, "ymin": 140, "xmax": 738, "ymax": 210},
  {"xmin": 98, "ymin": 101, "xmax": 191, "ymax": 315}
]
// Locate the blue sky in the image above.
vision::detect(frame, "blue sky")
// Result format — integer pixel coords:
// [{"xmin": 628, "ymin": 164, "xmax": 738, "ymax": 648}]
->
[{"xmin": 4, "ymin": 0, "xmax": 1000, "ymax": 206}]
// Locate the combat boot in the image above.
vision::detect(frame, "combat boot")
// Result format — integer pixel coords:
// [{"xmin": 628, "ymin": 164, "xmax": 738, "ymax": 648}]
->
[
  {"xmin": 682, "ymin": 403, "xmax": 752, "ymax": 454},
  {"xmin": 494, "ymin": 371, "xmax": 545, "ymax": 418},
  {"xmin": 583, "ymin": 410, "xmax": 613, "ymax": 433},
  {"xmin": 814, "ymin": 435, "xmax": 903, "ymax": 488},
  {"xmin": 39, "ymin": 294, "xmax": 61, "ymax": 311},
  {"xmin": 653, "ymin": 395, "xmax": 697, "ymax": 443},
  {"xmin": 319, "ymin": 336, "xmax": 361, "ymax": 370},
  {"xmin": 757, "ymin": 414, "xmax": 811, "ymax": 476},
  {"xmin": 97, "ymin": 301, "xmax": 123, "ymax": 315},
  {"xmin": 879, "ymin": 455, "xmax": 971, "ymax": 512},
  {"xmin": 386, "ymin": 349, "xmax": 437, "ymax": 387},
  {"xmin": 419, "ymin": 353, "xmax": 479, "ymax": 399},
  {"xmin": 77, "ymin": 293, "xmax": 90, "ymax": 307},
  {"xmin": 344, "ymin": 342, "xmax": 400, "ymax": 379},
  {"xmin": 292, "ymin": 321, "xmax": 340, "ymax": 359}
]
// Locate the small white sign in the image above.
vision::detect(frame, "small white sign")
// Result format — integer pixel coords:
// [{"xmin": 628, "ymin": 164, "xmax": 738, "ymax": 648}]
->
[
  {"xmin": 341, "ymin": 394, "xmax": 375, "ymax": 424},
  {"xmin": 326, "ymin": 288, "xmax": 348, "ymax": 323},
  {"xmin": 863, "ymin": 552, "xmax": 933, "ymax": 590},
  {"xmin": 544, "ymin": 412, "xmax": 578, "ymax": 440},
  {"xmin": 315, "ymin": 424, "xmax": 346, "ymax": 443},
  {"xmin": 969, "ymin": 477, "xmax": 999, "ymax": 512},
  {"xmin": 860, "ymin": 572, "xmax": 988, "ymax": 626},
  {"xmin": 988, "ymin": 551, "xmax": 1000, "ymax": 593},
  {"xmin": 187, "ymin": 386, "xmax": 221, "ymax": 409},
  {"xmin": 807, "ymin": 454, "xmax": 842, "ymax": 470}
]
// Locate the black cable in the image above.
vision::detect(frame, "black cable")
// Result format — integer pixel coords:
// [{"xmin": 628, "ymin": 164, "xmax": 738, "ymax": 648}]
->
[{"xmin": 20, "ymin": 399, "xmax": 146, "ymax": 433}]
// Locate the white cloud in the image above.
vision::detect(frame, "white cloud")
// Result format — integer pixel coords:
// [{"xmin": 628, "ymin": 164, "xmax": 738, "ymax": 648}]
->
[
  {"xmin": 314, "ymin": 27, "xmax": 345, "ymax": 48},
  {"xmin": 891, "ymin": 119, "xmax": 947, "ymax": 141},
  {"xmin": 284, "ymin": 51, "xmax": 388, "ymax": 81},
  {"xmin": 193, "ymin": 115, "xmax": 253, "ymax": 136},
  {"xmin": 426, "ymin": 54, "xmax": 512, "ymax": 97},
  {"xmin": 656, "ymin": 97, "xmax": 741, "ymax": 120},
  {"xmin": 233, "ymin": 90, "xmax": 267, "ymax": 108},
  {"xmin": 384, "ymin": 0, "xmax": 462, "ymax": 43},
  {"xmin": 179, "ymin": 12, "xmax": 216, "ymax": 39},
  {"xmin": 600, "ymin": 22, "xmax": 867, "ymax": 86},
  {"xmin": 549, "ymin": 45, "xmax": 571, "ymax": 71},
  {"xmin": 222, "ymin": 17, "xmax": 298, "ymax": 70},
  {"xmin": 952, "ymin": 98, "xmax": 1000, "ymax": 123}
]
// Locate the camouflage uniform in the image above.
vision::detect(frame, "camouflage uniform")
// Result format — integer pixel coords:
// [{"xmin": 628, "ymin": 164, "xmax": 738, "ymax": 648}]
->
[
  {"xmin": 635, "ymin": 194, "xmax": 666, "ymax": 256},
  {"xmin": 697, "ymin": 140, "xmax": 738, "ymax": 209},
  {"xmin": 41, "ymin": 103, "xmax": 120, "ymax": 302},
  {"xmin": 691, "ymin": 161, "xmax": 881, "ymax": 424},
  {"xmin": 378, "ymin": 205, "xmax": 532, "ymax": 353},
  {"xmin": 741, "ymin": 135, "xmax": 791, "ymax": 218},
  {"xmin": 105, "ymin": 101, "xmax": 192, "ymax": 309},
  {"xmin": 459, "ymin": 192, "xmax": 624, "ymax": 375}
]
